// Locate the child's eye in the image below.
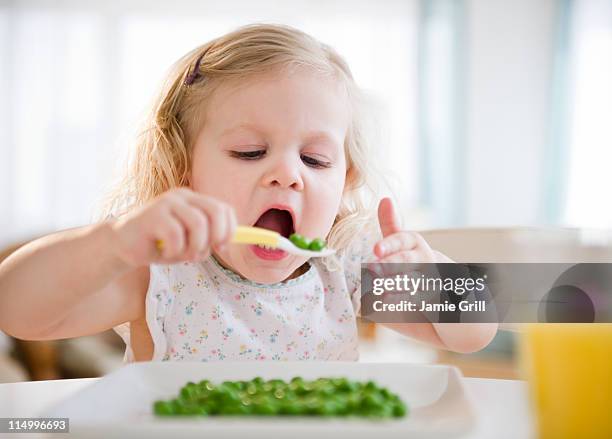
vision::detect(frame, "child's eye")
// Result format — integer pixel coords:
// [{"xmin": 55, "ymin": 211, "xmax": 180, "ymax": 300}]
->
[
  {"xmin": 301, "ymin": 154, "xmax": 331, "ymax": 169},
  {"xmin": 230, "ymin": 150, "xmax": 266, "ymax": 160}
]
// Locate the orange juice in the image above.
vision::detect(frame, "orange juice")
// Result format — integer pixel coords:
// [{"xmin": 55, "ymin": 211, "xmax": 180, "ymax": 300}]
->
[{"xmin": 520, "ymin": 324, "xmax": 612, "ymax": 439}]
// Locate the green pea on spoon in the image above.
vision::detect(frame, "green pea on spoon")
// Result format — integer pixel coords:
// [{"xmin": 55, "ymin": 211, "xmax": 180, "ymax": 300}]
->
[{"xmin": 232, "ymin": 226, "xmax": 335, "ymax": 258}]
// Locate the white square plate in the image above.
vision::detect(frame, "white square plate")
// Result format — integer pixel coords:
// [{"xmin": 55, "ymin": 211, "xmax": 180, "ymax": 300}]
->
[{"xmin": 45, "ymin": 362, "xmax": 475, "ymax": 438}]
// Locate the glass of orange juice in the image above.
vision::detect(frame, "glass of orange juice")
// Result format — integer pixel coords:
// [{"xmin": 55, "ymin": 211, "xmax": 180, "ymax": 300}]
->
[{"xmin": 520, "ymin": 323, "xmax": 612, "ymax": 439}]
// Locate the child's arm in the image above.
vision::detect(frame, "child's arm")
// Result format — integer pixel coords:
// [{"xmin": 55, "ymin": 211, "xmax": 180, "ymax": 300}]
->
[
  {"xmin": 372, "ymin": 198, "xmax": 498, "ymax": 353},
  {"xmin": 0, "ymin": 222, "xmax": 145, "ymax": 340},
  {"xmin": 0, "ymin": 188, "xmax": 237, "ymax": 341}
]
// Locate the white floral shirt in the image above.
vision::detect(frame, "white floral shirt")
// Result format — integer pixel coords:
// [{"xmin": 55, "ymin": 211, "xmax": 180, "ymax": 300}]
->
[{"xmin": 114, "ymin": 230, "xmax": 378, "ymax": 363}]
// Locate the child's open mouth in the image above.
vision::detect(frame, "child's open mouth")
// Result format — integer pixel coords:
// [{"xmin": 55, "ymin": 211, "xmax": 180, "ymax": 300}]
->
[{"xmin": 250, "ymin": 208, "xmax": 295, "ymax": 261}]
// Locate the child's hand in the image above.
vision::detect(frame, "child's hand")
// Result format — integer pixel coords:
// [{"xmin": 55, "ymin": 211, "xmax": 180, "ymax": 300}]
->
[
  {"xmin": 110, "ymin": 188, "xmax": 237, "ymax": 267},
  {"xmin": 373, "ymin": 197, "xmax": 452, "ymax": 263},
  {"xmin": 372, "ymin": 199, "xmax": 497, "ymax": 353}
]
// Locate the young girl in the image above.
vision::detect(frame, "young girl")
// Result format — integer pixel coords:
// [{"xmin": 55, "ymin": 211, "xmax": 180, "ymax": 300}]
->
[{"xmin": 0, "ymin": 24, "xmax": 496, "ymax": 362}]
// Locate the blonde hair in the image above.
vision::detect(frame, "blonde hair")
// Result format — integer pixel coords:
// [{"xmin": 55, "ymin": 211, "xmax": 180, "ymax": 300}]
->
[{"xmin": 100, "ymin": 23, "xmax": 383, "ymax": 269}]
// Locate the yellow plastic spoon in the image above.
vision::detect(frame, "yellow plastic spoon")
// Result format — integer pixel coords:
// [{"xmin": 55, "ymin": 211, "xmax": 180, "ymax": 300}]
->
[{"xmin": 232, "ymin": 226, "xmax": 335, "ymax": 258}]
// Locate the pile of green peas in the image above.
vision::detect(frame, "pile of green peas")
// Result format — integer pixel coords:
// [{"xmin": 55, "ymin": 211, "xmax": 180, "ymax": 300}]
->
[
  {"xmin": 153, "ymin": 376, "xmax": 407, "ymax": 418},
  {"xmin": 289, "ymin": 234, "xmax": 326, "ymax": 251}
]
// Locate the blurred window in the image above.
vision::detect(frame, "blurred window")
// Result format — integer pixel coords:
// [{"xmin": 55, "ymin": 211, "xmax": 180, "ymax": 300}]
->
[{"xmin": 564, "ymin": 0, "xmax": 612, "ymax": 228}]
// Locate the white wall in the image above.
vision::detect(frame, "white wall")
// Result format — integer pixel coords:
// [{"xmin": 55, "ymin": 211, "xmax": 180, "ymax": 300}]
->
[{"xmin": 465, "ymin": 0, "xmax": 555, "ymax": 226}]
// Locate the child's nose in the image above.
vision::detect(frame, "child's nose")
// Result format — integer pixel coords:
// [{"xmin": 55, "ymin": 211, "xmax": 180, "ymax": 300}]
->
[{"xmin": 262, "ymin": 156, "xmax": 304, "ymax": 191}]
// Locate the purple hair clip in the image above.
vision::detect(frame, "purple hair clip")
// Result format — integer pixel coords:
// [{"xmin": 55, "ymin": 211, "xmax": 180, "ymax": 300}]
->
[{"xmin": 183, "ymin": 51, "xmax": 206, "ymax": 86}]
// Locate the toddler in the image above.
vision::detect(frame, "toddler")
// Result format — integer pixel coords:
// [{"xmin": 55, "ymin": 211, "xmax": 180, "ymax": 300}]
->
[{"xmin": 0, "ymin": 24, "xmax": 496, "ymax": 362}]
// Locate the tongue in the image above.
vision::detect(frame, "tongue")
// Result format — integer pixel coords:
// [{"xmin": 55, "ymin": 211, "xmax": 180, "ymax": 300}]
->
[{"xmin": 254, "ymin": 209, "xmax": 292, "ymax": 237}]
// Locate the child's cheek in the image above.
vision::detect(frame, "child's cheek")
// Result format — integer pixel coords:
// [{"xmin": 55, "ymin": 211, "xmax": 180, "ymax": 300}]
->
[{"xmin": 303, "ymin": 182, "xmax": 343, "ymax": 238}]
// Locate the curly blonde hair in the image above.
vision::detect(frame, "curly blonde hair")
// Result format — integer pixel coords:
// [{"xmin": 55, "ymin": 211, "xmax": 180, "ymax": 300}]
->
[{"xmin": 100, "ymin": 23, "xmax": 384, "ymax": 269}]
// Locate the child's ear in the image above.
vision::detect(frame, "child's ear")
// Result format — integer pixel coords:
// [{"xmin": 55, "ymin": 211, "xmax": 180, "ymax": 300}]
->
[{"xmin": 344, "ymin": 166, "xmax": 357, "ymax": 193}]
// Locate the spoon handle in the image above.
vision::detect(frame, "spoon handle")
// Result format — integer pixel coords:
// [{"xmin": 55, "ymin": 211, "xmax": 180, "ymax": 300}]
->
[{"xmin": 231, "ymin": 226, "xmax": 280, "ymax": 247}]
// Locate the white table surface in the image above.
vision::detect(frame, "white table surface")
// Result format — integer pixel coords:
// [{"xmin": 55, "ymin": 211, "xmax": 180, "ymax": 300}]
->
[{"xmin": 0, "ymin": 374, "xmax": 535, "ymax": 438}]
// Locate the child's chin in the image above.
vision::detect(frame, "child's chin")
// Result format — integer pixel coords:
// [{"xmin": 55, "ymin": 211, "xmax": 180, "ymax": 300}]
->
[{"xmin": 245, "ymin": 268, "xmax": 293, "ymax": 285}]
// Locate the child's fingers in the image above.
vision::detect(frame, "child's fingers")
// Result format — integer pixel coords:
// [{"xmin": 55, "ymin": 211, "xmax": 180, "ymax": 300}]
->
[
  {"xmin": 433, "ymin": 250, "xmax": 455, "ymax": 263},
  {"xmin": 202, "ymin": 200, "xmax": 227, "ymax": 247},
  {"xmin": 229, "ymin": 204, "xmax": 238, "ymax": 240},
  {"xmin": 376, "ymin": 240, "xmax": 436, "ymax": 266},
  {"xmin": 377, "ymin": 197, "xmax": 402, "ymax": 238},
  {"xmin": 375, "ymin": 248, "xmax": 449, "ymax": 280},
  {"xmin": 220, "ymin": 204, "xmax": 238, "ymax": 248},
  {"xmin": 374, "ymin": 232, "xmax": 419, "ymax": 258},
  {"xmin": 169, "ymin": 202, "xmax": 209, "ymax": 260},
  {"xmin": 155, "ymin": 216, "xmax": 186, "ymax": 260},
  {"xmin": 370, "ymin": 253, "xmax": 424, "ymax": 278},
  {"xmin": 146, "ymin": 189, "xmax": 238, "ymax": 262},
  {"xmin": 186, "ymin": 193, "xmax": 235, "ymax": 247},
  {"xmin": 378, "ymin": 250, "xmax": 420, "ymax": 264}
]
